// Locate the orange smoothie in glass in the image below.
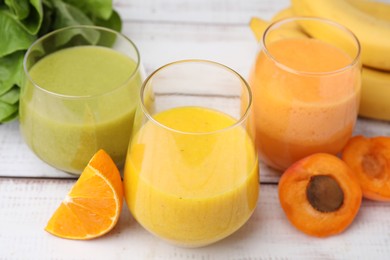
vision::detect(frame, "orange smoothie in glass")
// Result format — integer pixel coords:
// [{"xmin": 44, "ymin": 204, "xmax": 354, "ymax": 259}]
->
[
  {"xmin": 250, "ymin": 38, "xmax": 361, "ymax": 171},
  {"xmin": 124, "ymin": 106, "xmax": 258, "ymax": 247}
]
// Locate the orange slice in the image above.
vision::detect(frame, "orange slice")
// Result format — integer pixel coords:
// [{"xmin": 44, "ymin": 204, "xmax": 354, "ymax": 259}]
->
[{"xmin": 45, "ymin": 149, "xmax": 124, "ymax": 240}]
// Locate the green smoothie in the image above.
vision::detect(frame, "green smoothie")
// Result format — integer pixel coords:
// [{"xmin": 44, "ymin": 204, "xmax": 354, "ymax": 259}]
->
[{"xmin": 20, "ymin": 46, "xmax": 142, "ymax": 174}]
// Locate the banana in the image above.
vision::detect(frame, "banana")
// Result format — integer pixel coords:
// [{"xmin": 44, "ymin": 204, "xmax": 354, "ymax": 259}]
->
[
  {"xmin": 270, "ymin": 7, "xmax": 295, "ymax": 23},
  {"xmin": 346, "ymin": 0, "xmax": 390, "ymax": 21},
  {"xmin": 249, "ymin": 17, "xmax": 269, "ymax": 42},
  {"xmin": 346, "ymin": 0, "xmax": 390, "ymax": 120},
  {"xmin": 270, "ymin": 7, "xmax": 305, "ymax": 32},
  {"xmin": 291, "ymin": 0, "xmax": 390, "ymax": 71},
  {"xmin": 249, "ymin": 15, "xmax": 307, "ymax": 43},
  {"xmin": 359, "ymin": 67, "xmax": 390, "ymax": 121}
]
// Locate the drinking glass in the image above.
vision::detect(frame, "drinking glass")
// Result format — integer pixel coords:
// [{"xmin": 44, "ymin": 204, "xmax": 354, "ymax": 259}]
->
[
  {"xmin": 20, "ymin": 26, "xmax": 144, "ymax": 174},
  {"xmin": 124, "ymin": 60, "xmax": 259, "ymax": 247},
  {"xmin": 249, "ymin": 17, "xmax": 361, "ymax": 171}
]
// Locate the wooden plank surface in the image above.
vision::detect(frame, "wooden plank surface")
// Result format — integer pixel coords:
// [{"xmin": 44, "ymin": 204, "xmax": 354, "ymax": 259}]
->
[
  {"xmin": 115, "ymin": 0, "xmax": 289, "ymax": 24},
  {"xmin": 1, "ymin": 0, "xmax": 390, "ymax": 259},
  {"xmin": 1, "ymin": 178, "xmax": 390, "ymax": 259}
]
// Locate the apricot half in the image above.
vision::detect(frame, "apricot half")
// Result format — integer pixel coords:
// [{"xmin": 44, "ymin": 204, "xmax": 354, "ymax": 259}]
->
[
  {"xmin": 342, "ymin": 136, "xmax": 390, "ymax": 201},
  {"xmin": 278, "ymin": 153, "xmax": 362, "ymax": 237}
]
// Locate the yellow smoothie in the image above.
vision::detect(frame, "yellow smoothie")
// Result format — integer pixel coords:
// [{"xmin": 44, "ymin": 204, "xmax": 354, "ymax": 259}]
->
[
  {"xmin": 20, "ymin": 46, "xmax": 142, "ymax": 173},
  {"xmin": 250, "ymin": 38, "xmax": 360, "ymax": 170},
  {"xmin": 124, "ymin": 106, "xmax": 259, "ymax": 247}
]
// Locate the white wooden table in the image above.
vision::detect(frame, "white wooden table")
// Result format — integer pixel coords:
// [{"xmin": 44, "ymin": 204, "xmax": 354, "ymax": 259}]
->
[{"xmin": 1, "ymin": 0, "xmax": 390, "ymax": 259}]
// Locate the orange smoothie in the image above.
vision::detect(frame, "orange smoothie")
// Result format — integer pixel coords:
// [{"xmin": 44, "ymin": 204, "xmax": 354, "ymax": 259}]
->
[
  {"xmin": 250, "ymin": 38, "xmax": 361, "ymax": 171},
  {"xmin": 124, "ymin": 106, "xmax": 258, "ymax": 247}
]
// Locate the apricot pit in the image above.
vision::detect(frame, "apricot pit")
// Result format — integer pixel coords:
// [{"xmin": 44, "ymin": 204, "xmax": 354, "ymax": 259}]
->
[
  {"xmin": 278, "ymin": 153, "xmax": 362, "ymax": 237},
  {"xmin": 306, "ymin": 175, "xmax": 344, "ymax": 213}
]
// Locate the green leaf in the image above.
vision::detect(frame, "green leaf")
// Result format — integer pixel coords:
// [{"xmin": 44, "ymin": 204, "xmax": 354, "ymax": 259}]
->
[
  {"xmin": 52, "ymin": 0, "xmax": 94, "ymax": 29},
  {"xmin": 63, "ymin": 0, "xmax": 112, "ymax": 20},
  {"xmin": 94, "ymin": 9, "xmax": 121, "ymax": 32},
  {"xmin": 5, "ymin": 0, "xmax": 30, "ymax": 20},
  {"xmin": 38, "ymin": 0, "xmax": 55, "ymax": 36},
  {"xmin": 0, "ymin": 110, "xmax": 18, "ymax": 122},
  {"xmin": 0, "ymin": 100, "xmax": 18, "ymax": 122},
  {"xmin": 93, "ymin": 11, "xmax": 122, "ymax": 47},
  {"xmin": 2, "ymin": 0, "xmax": 44, "ymax": 37},
  {"xmin": 41, "ymin": 0, "xmax": 53, "ymax": 8},
  {"xmin": 0, "ymin": 51, "xmax": 24, "ymax": 95},
  {"xmin": 17, "ymin": 0, "xmax": 44, "ymax": 35},
  {"xmin": 0, "ymin": 9, "xmax": 36, "ymax": 57},
  {"xmin": 49, "ymin": 0, "xmax": 100, "ymax": 48},
  {"xmin": 0, "ymin": 86, "xmax": 20, "ymax": 104}
]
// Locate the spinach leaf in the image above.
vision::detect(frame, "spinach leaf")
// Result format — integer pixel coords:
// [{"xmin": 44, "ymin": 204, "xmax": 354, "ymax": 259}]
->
[
  {"xmin": 49, "ymin": 0, "xmax": 102, "ymax": 49},
  {"xmin": 0, "ymin": 110, "xmax": 18, "ymax": 122},
  {"xmin": 0, "ymin": 100, "xmax": 18, "ymax": 122},
  {"xmin": 5, "ymin": 0, "xmax": 30, "ymax": 20},
  {"xmin": 0, "ymin": 51, "xmax": 24, "ymax": 95},
  {"xmin": 52, "ymin": 0, "xmax": 93, "ymax": 28},
  {"xmin": 0, "ymin": 86, "xmax": 20, "ymax": 104},
  {"xmin": 0, "ymin": 9, "xmax": 36, "ymax": 57},
  {"xmin": 37, "ymin": 0, "xmax": 55, "ymax": 36},
  {"xmin": 94, "ymin": 10, "xmax": 121, "ymax": 32},
  {"xmin": 63, "ymin": 0, "xmax": 112, "ymax": 20},
  {"xmin": 18, "ymin": 0, "xmax": 43, "ymax": 35}
]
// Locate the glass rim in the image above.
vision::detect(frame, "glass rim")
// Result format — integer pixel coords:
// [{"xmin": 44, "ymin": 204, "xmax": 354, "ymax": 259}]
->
[
  {"xmin": 140, "ymin": 59, "xmax": 253, "ymax": 135},
  {"xmin": 23, "ymin": 25, "xmax": 141, "ymax": 99},
  {"xmin": 262, "ymin": 16, "xmax": 361, "ymax": 76}
]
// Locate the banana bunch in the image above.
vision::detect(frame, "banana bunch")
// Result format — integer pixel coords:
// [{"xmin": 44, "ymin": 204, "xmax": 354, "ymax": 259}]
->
[{"xmin": 250, "ymin": 0, "xmax": 390, "ymax": 121}]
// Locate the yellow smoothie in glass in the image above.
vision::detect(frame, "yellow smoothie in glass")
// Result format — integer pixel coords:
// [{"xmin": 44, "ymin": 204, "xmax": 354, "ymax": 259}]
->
[
  {"xmin": 20, "ymin": 46, "xmax": 142, "ymax": 173},
  {"xmin": 124, "ymin": 106, "xmax": 259, "ymax": 247},
  {"xmin": 250, "ymin": 38, "xmax": 360, "ymax": 170}
]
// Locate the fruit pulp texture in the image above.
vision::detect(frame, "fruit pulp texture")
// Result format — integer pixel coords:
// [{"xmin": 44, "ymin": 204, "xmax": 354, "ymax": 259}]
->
[
  {"xmin": 124, "ymin": 106, "xmax": 259, "ymax": 247},
  {"xmin": 20, "ymin": 46, "xmax": 142, "ymax": 174},
  {"xmin": 250, "ymin": 38, "xmax": 360, "ymax": 171}
]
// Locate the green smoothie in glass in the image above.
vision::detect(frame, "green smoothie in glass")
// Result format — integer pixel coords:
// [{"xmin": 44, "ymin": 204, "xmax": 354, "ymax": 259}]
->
[{"xmin": 20, "ymin": 26, "xmax": 143, "ymax": 174}]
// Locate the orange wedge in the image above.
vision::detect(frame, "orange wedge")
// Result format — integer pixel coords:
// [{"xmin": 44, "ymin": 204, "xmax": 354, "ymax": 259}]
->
[{"xmin": 45, "ymin": 149, "xmax": 124, "ymax": 240}]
